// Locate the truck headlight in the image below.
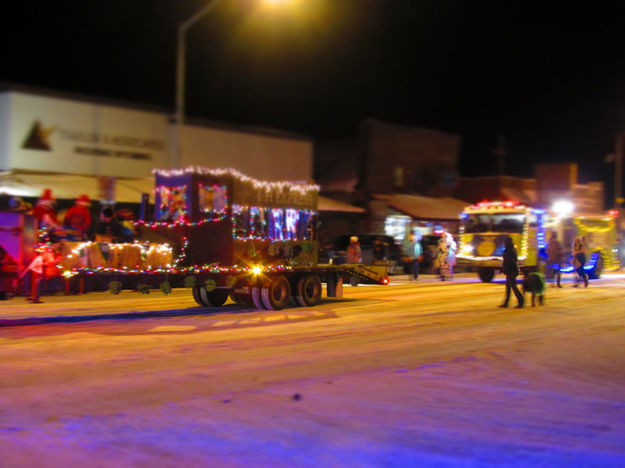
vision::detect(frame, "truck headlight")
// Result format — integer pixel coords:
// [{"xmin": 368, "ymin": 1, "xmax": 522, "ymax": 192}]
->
[{"xmin": 461, "ymin": 244, "xmax": 474, "ymax": 255}]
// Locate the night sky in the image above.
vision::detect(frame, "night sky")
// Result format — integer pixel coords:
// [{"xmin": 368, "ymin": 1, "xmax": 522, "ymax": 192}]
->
[{"xmin": 3, "ymin": 0, "xmax": 625, "ymax": 192}]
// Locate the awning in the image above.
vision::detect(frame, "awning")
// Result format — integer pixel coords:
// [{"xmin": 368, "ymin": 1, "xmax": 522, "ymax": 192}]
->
[
  {"xmin": 0, "ymin": 171, "xmax": 366, "ymax": 213},
  {"xmin": 318, "ymin": 195, "xmax": 365, "ymax": 213},
  {"xmin": 0, "ymin": 171, "xmax": 154, "ymax": 203},
  {"xmin": 375, "ymin": 194, "xmax": 468, "ymax": 220}
]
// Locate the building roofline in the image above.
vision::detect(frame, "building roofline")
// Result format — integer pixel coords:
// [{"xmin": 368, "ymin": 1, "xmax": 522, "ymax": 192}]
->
[
  {"xmin": 458, "ymin": 175, "xmax": 534, "ymax": 181},
  {"xmin": 0, "ymin": 81, "xmax": 311, "ymax": 142}
]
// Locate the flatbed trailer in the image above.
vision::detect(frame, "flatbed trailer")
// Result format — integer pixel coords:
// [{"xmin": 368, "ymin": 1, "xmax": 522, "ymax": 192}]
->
[
  {"xmin": 67, "ymin": 261, "xmax": 388, "ymax": 310},
  {"xmin": 58, "ymin": 167, "xmax": 389, "ymax": 310}
]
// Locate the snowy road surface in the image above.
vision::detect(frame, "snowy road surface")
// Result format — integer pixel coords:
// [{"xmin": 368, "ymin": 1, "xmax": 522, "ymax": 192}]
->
[{"xmin": 1, "ymin": 274, "xmax": 625, "ymax": 467}]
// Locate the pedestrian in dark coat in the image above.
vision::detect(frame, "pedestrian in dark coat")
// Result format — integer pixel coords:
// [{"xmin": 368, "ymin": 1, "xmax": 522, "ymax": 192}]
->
[
  {"xmin": 500, "ymin": 236, "xmax": 524, "ymax": 308},
  {"xmin": 572, "ymin": 236, "xmax": 588, "ymax": 287}
]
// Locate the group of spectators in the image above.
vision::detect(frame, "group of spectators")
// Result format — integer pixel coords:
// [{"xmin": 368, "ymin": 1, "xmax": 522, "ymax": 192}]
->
[
  {"xmin": 500, "ymin": 231, "xmax": 591, "ymax": 309},
  {"xmin": 10, "ymin": 189, "xmax": 135, "ymax": 243},
  {"xmin": 345, "ymin": 231, "xmax": 457, "ymax": 282}
]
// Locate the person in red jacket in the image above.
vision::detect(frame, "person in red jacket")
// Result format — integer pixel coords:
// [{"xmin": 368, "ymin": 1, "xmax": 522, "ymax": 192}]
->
[
  {"xmin": 64, "ymin": 194, "xmax": 92, "ymax": 240},
  {"xmin": 32, "ymin": 188, "xmax": 61, "ymax": 230}
]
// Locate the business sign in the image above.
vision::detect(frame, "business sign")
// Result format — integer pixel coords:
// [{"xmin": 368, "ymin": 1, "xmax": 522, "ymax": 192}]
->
[{"xmin": 8, "ymin": 92, "xmax": 169, "ymax": 177}]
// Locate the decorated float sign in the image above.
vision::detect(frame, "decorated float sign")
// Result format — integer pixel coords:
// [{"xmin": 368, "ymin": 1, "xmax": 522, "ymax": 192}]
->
[{"xmin": 231, "ymin": 177, "xmax": 318, "ymax": 211}]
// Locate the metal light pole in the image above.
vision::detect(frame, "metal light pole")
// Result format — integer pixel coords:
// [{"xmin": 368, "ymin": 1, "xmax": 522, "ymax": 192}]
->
[
  {"xmin": 615, "ymin": 132, "xmax": 624, "ymax": 208},
  {"xmin": 173, "ymin": 0, "xmax": 226, "ymax": 168}
]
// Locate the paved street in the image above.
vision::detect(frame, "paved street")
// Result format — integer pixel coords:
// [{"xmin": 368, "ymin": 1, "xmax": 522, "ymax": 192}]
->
[{"xmin": 1, "ymin": 273, "xmax": 625, "ymax": 467}]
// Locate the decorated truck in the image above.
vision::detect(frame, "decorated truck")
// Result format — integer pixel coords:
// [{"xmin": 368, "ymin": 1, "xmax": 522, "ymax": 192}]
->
[
  {"xmin": 56, "ymin": 167, "xmax": 389, "ymax": 310},
  {"xmin": 456, "ymin": 201, "xmax": 618, "ymax": 282}
]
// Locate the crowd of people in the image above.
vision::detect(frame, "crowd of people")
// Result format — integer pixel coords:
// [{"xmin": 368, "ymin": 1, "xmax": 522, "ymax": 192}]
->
[
  {"xmin": 498, "ymin": 230, "xmax": 592, "ymax": 308},
  {"xmin": 10, "ymin": 189, "xmax": 136, "ymax": 244},
  {"xmin": 5, "ymin": 189, "xmax": 138, "ymax": 302}
]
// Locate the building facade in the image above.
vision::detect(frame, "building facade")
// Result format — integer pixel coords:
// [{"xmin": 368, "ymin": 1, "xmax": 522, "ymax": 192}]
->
[
  {"xmin": 0, "ymin": 84, "xmax": 313, "ymax": 203},
  {"xmin": 455, "ymin": 163, "xmax": 605, "ymax": 216}
]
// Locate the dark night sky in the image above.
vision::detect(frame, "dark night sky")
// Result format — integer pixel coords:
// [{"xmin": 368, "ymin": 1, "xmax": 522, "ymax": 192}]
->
[{"xmin": 3, "ymin": 0, "xmax": 625, "ymax": 192}]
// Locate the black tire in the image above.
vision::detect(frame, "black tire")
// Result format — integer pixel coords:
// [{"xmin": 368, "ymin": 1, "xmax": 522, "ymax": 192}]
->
[
  {"xmin": 192, "ymin": 286, "xmax": 228, "ymax": 307},
  {"xmin": 192, "ymin": 286, "xmax": 206, "ymax": 306},
  {"xmin": 261, "ymin": 275, "xmax": 291, "ymax": 310},
  {"xmin": 478, "ymin": 268, "xmax": 495, "ymax": 283},
  {"xmin": 230, "ymin": 292, "xmax": 253, "ymax": 305},
  {"xmin": 251, "ymin": 286, "xmax": 266, "ymax": 310},
  {"xmin": 296, "ymin": 274, "xmax": 322, "ymax": 307}
]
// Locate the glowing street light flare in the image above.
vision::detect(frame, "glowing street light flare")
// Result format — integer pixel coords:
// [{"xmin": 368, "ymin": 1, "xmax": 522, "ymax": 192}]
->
[{"xmin": 552, "ymin": 200, "xmax": 574, "ymax": 217}]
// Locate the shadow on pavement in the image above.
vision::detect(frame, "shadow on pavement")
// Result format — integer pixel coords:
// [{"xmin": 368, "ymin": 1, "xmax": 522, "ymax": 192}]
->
[{"xmin": 0, "ymin": 302, "xmax": 341, "ymax": 336}]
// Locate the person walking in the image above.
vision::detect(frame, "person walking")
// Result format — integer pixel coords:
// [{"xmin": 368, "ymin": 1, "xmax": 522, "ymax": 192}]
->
[
  {"xmin": 572, "ymin": 236, "xmax": 589, "ymax": 287},
  {"xmin": 500, "ymin": 236, "xmax": 524, "ymax": 308},
  {"xmin": 407, "ymin": 231, "xmax": 423, "ymax": 280},
  {"xmin": 437, "ymin": 232, "xmax": 456, "ymax": 281},
  {"xmin": 546, "ymin": 231, "xmax": 563, "ymax": 288},
  {"xmin": 345, "ymin": 236, "xmax": 362, "ymax": 264}
]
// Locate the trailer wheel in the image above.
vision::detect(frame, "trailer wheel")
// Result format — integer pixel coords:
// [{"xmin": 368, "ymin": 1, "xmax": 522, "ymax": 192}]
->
[
  {"xmin": 192, "ymin": 286, "xmax": 207, "ymax": 306},
  {"xmin": 192, "ymin": 286, "xmax": 228, "ymax": 307},
  {"xmin": 262, "ymin": 275, "xmax": 291, "ymax": 310},
  {"xmin": 251, "ymin": 286, "xmax": 266, "ymax": 310},
  {"xmin": 478, "ymin": 268, "xmax": 495, "ymax": 283},
  {"xmin": 296, "ymin": 274, "xmax": 322, "ymax": 307},
  {"xmin": 230, "ymin": 292, "xmax": 253, "ymax": 305}
]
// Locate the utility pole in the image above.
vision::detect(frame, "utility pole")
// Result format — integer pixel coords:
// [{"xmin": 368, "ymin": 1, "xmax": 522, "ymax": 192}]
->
[
  {"xmin": 615, "ymin": 132, "xmax": 625, "ymax": 208},
  {"xmin": 492, "ymin": 136, "xmax": 507, "ymax": 176},
  {"xmin": 173, "ymin": 0, "xmax": 225, "ymax": 168}
]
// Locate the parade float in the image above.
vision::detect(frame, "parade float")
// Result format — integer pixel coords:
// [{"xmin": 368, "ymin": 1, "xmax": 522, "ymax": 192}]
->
[
  {"xmin": 456, "ymin": 200, "xmax": 619, "ymax": 282},
  {"xmin": 3, "ymin": 167, "xmax": 388, "ymax": 310}
]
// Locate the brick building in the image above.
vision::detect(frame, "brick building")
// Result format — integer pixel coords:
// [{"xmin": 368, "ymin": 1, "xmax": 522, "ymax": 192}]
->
[{"xmin": 455, "ymin": 163, "xmax": 605, "ymax": 215}]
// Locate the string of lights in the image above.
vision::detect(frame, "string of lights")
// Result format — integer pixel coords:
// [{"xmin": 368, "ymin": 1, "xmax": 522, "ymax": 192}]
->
[{"xmin": 153, "ymin": 166, "xmax": 320, "ymax": 194}]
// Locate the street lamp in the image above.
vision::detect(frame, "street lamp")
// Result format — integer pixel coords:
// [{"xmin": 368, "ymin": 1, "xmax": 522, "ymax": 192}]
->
[
  {"xmin": 173, "ymin": 0, "xmax": 226, "ymax": 169},
  {"xmin": 173, "ymin": 0, "xmax": 293, "ymax": 168},
  {"xmin": 552, "ymin": 199, "xmax": 574, "ymax": 218}
]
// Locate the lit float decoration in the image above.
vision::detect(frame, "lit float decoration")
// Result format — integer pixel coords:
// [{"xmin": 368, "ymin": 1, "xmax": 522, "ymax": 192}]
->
[{"xmin": 59, "ymin": 167, "xmax": 389, "ymax": 310}]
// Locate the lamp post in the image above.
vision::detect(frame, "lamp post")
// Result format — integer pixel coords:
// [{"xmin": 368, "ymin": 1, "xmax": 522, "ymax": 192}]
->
[
  {"xmin": 173, "ymin": 0, "xmax": 226, "ymax": 169},
  {"xmin": 615, "ymin": 132, "xmax": 625, "ymax": 209}
]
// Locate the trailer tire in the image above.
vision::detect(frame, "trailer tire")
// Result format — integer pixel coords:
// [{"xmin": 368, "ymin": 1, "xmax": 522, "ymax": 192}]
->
[
  {"xmin": 261, "ymin": 275, "xmax": 291, "ymax": 310},
  {"xmin": 478, "ymin": 268, "xmax": 495, "ymax": 283},
  {"xmin": 192, "ymin": 286, "xmax": 229, "ymax": 307},
  {"xmin": 296, "ymin": 274, "xmax": 322, "ymax": 307},
  {"xmin": 230, "ymin": 292, "xmax": 253, "ymax": 305},
  {"xmin": 192, "ymin": 286, "xmax": 207, "ymax": 306},
  {"xmin": 251, "ymin": 286, "xmax": 267, "ymax": 310}
]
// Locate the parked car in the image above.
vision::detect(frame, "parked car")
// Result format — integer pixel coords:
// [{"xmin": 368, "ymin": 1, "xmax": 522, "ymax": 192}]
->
[
  {"xmin": 419, "ymin": 234, "xmax": 443, "ymax": 274},
  {"xmin": 322, "ymin": 234, "xmax": 405, "ymax": 275}
]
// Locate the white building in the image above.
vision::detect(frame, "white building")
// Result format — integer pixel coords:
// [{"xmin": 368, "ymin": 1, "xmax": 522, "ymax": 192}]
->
[{"xmin": 0, "ymin": 84, "xmax": 313, "ymax": 203}]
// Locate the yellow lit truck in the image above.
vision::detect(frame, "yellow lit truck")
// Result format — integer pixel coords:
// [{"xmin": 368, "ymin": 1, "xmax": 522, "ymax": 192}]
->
[{"xmin": 456, "ymin": 201, "xmax": 618, "ymax": 282}]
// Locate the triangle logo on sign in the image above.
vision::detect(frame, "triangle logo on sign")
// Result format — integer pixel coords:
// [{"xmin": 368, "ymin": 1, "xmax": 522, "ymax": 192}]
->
[{"xmin": 21, "ymin": 120, "xmax": 56, "ymax": 151}]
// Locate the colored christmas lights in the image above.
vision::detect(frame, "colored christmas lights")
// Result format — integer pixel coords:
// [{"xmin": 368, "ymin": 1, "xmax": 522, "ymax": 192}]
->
[
  {"xmin": 153, "ymin": 166, "xmax": 320, "ymax": 194},
  {"xmin": 64, "ymin": 262, "xmax": 291, "ymax": 276}
]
